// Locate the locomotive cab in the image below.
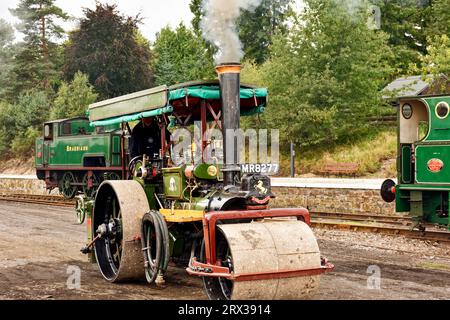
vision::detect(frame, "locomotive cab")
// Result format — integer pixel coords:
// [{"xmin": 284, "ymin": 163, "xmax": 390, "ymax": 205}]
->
[{"xmin": 398, "ymin": 99, "xmax": 429, "ymax": 184}]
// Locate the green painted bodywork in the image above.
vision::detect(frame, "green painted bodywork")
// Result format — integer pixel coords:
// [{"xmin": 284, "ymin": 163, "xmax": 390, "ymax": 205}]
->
[
  {"xmin": 162, "ymin": 166, "xmax": 188, "ymax": 200},
  {"xmin": 193, "ymin": 164, "xmax": 222, "ymax": 180},
  {"xmin": 395, "ymin": 95, "xmax": 450, "ymax": 229},
  {"xmin": 401, "ymin": 145, "xmax": 412, "ymax": 183},
  {"xmin": 415, "ymin": 145, "xmax": 450, "ymax": 184},
  {"xmin": 35, "ymin": 118, "xmax": 122, "ymax": 169},
  {"xmin": 419, "ymin": 97, "xmax": 450, "ymax": 141}
]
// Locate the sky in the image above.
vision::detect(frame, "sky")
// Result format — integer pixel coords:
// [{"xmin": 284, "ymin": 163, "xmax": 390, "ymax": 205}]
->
[{"xmin": 0, "ymin": 0, "xmax": 305, "ymax": 42}]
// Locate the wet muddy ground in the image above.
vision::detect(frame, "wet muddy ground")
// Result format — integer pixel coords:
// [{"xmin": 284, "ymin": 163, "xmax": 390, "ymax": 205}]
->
[{"xmin": 0, "ymin": 201, "xmax": 449, "ymax": 300}]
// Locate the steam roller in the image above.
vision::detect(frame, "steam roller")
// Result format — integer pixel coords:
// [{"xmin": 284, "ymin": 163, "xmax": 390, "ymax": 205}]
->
[
  {"xmin": 88, "ymin": 179, "xmax": 329, "ymax": 300},
  {"xmin": 78, "ymin": 63, "xmax": 333, "ymax": 300}
]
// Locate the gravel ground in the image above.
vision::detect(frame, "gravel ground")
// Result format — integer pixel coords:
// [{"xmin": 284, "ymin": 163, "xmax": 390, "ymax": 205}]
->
[{"xmin": 0, "ymin": 201, "xmax": 449, "ymax": 300}]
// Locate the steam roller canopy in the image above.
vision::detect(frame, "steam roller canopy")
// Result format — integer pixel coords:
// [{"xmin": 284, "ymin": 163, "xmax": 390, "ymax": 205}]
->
[{"xmin": 207, "ymin": 219, "xmax": 321, "ymax": 300}]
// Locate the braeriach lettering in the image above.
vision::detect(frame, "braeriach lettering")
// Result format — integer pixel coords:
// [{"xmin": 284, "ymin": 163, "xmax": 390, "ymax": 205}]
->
[{"xmin": 66, "ymin": 146, "xmax": 89, "ymax": 152}]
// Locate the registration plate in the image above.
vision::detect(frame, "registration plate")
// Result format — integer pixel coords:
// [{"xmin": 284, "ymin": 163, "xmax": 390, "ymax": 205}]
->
[{"xmin": 240, "ymin": 163, "xmax": 279, "ymax": 175}]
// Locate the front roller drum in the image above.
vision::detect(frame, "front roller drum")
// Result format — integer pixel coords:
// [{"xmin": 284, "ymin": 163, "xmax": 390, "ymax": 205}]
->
[
  {"xmin": 203, "ymin": 220, "xmax": 323, "ymax": 300},
  {"xmin": 92, "ymin": 180, "xmax": 150, "ymax": 282}
]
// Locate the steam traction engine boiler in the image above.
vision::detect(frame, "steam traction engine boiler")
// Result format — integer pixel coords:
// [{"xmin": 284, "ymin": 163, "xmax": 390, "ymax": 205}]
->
[{"xmin": 79, "ymin": 64, "xmax": 333, "ymax": 299}]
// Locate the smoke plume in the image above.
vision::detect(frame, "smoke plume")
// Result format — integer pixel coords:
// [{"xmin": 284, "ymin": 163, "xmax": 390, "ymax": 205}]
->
[{"xmin": 200, "ymin": 0, "xmax": 262, "ymax": 64}]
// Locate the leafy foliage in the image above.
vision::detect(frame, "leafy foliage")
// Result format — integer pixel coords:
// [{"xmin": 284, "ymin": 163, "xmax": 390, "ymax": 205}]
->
[
  {"xmin": 242, "ymin": 0, "xmax": 393, "ymax": 148},
  {"xmin": 8, "ymin": 0, "xmax": 68, "ymax": 95},
  {"xmin": 427, "ymin": 0, "xmax": 450, "ymax": 37},
  {"xmin": 238, "ymin": 0, "xmax": 293, "ymax": 64},
  {"xmin": 51, "ymin": 72, "xmax": 98, "ymax": 120},
  {"xmin": 63, "ymin": 3, "xmax": 154, "ymax": 100},
  {"xmin": 0, "ymin": 19, "xmax": 15, "ymax": 100},
  {"xmin": 152, "ymin": 23, "xmax": 214, "ymax": 86},
  {"xmin": 376, "ymin": 0, "xmax": 430, "ymax": 75},
  {"xmin": 413, "ymin": 35, "xmax": 450, "ymax": 93},
  {"xmin": 0, "ymin": 91, "xmax": 51, "ymax": 158},
  {"xmin": 11, "ymin": 127, "xmax": 40, "ymax": 156},
  {"xmin": 189, "ymin": 0, "xmax": 292, "ymax": 64}
]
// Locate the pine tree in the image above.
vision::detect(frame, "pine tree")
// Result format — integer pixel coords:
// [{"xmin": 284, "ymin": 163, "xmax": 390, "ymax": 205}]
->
[
  {"xmin": 0, "ymin": 19, "xmax": 15, "ymax": 100},
  {"xmin": 189, "ymin": 0, "xmax": 203, "ymax": 36},
  {"xmin": 152, "ymin": 23, "xmax": 215, "ymax": 86},
  {"xmin": 238, "ymin": 0, "xmax": 293, "ymax": 64},
  {"xmin": 9, "ymin": 0, "xmax": 68, "ymax": 95}
]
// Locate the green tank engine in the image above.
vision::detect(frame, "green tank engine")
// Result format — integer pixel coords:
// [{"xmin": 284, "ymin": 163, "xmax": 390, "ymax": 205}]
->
[
  {"xmin": 381, "ymin": 95, "xmax": 450, "ymax": 230},
  {"xmin": 35, "ymin": 117, "xmax": 123, "ymax": 199}
]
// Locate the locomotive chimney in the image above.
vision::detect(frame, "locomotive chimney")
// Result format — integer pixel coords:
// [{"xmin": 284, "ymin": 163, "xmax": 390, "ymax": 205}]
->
[{"xmin": 216, "ymin": 63, "xmax": 241, "ymax": 187}]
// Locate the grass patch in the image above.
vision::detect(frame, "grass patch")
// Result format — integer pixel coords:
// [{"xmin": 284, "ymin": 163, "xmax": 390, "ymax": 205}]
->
[
  {"xmin": 278, "ymin": 127, "xmax": 397, "ymax": 177},
  {"xmin": 416, "ymin": 261, "xmax": 450, "ymax": 272}
]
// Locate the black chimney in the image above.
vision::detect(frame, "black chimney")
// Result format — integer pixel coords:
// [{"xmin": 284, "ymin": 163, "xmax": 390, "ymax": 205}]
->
[{"xmin": 216, "ymin": 63, "xmax": 241, "ymax": 187}]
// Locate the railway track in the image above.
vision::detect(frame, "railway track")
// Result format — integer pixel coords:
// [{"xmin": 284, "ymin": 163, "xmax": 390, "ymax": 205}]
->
[
  {"xmin": 0, "ymin": 193, "xmax": 449, "ymax": 244},
  {"xmin": 310, "ymin": 211, "xmax": 412, "ymax": 226},
  {"xmin": 0, "ymin": 193, "xmax": 75, "ymax": 207},
  {"xmin": 310, "ymin": 212, "xmax": 450, "ymax": 244}
]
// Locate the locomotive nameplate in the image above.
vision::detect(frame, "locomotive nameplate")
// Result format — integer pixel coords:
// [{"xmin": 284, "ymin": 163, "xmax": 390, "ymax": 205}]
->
[{"xmin": 66, "ymin": 145, "xmax": 89, "ymax": 152}]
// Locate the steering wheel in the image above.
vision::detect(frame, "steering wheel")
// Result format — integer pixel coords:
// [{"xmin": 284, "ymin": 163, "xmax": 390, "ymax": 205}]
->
[{"xmin": 128, "ymin": 156, "xmax": 143, "ymax": 177}]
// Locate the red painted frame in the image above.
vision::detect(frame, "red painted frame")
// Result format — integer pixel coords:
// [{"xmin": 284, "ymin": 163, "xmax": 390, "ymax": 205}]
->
[{"xmin": 186, "ymin": 208, "xmax": 334, "ymax": 282}]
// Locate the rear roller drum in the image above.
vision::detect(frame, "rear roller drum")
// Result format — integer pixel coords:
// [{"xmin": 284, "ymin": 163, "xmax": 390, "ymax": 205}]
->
[
  {"xmin": 93, "ymin": 180, "xmax": 149, "ymax": 282},
  {"xmin": 203, "ymin": 219, "xmax": 322, "ymax": 300}
]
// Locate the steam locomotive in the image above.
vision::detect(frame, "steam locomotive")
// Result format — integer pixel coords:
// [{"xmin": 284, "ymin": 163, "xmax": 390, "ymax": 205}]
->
[{"xmin": 381, "ymin": 94, "xmax": 450, "ymax": 230}]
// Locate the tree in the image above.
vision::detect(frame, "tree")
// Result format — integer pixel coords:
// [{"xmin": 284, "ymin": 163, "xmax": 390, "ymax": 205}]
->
[
  {"xmin": 190, "ymin": 0, "xmax": 203, "ymax": 36},
  {"xmin": 189, "ymin": 0, "xmax": 293, "ymax": 64},
  {"xmin": 0, "ymin": 19, "xmax": 15, "ymax": 100},
  {"xmin": 427, "ymin": 0, "xmax": 450, "ymax": 36},
  {"xmin": 9, "ymin": 0, "xmax": 68, "ymax": 94},
  {"xmin": 238, "ymin": 0, "xmax": 293, "ymax": 64},
  {"xmin": 247, "ymin": 0, "xmax": 393, "ymax": 148},
  {"xmin": 376, "ymin": 0, "xmax": 430, "ymax": 75},
  {"xmin": 152, "ymin": 23, "xmax": 214, "ymax": 86},
  {"xmin": 0, "ymin": 91, "xmax": 51, "ymax": 158},
  {"xmin": 50, "ymin": 72, "xmax": 98, "ymax": 120},
  {"xmin": 413, "ymin": 35, "xmax": 450, "ymax": 93},
  {"xmin": 63, "ymin": 3, "xmax": 154, "ymax": 100}
]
